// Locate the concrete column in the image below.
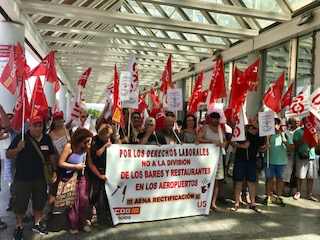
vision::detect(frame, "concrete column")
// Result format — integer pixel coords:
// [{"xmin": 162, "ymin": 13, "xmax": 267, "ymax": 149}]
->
[
  {"xmin": 58, "ymin": 84, "xmax": 67, "ymax": 115},
  {"xmin": 313, "ymin": 32, "xmax": 320, "ymax": 89},
  {"xmin": 246, "ymin": 52, "xmax": 263, "ymax": 118},
  {"xmin": 0, "ymin": 21, "xmax": 24, "ymax": 113}
]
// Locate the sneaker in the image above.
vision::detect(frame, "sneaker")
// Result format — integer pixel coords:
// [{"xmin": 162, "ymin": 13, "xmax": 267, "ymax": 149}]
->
[
  {"xmin": 32, "ymin": 223, "xmax": 48, "ymax": 235},
  {"xmin": 293, "ymin": 192, "xmax": 301, "ymax": 200},
  {"xmin": 13, "ymin": 227, "xmax": 24, "ymax": 240},
  {"xmin": 274, "ymin": 197, "xmax": 286, "ymax": 207},
  {"xmin": 264, "ymin": 196, "xmax": 272, "ymax": 206},
  {"xmin": 83, "ymin": 225, "xmax": 92, "ymax": 233}
]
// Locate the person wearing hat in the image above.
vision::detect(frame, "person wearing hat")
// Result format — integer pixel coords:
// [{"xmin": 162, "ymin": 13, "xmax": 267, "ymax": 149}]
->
[
  {"xmin": 6, "ymin": 115, "xmax": 56, "ymax": 239},
  {"xmin": 138, "ymin": 117, "xmax": 166, "ymax": 145},
  {"xmin": 198, "ymin": 111, "xmax": 226, "ymax": 211}
]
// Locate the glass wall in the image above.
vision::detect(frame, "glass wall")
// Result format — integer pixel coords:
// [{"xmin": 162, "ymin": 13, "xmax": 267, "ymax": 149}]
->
[
  {"xmin": 263, "ymin": 42, "xmax": 290, "ymax": 92},
  {"xmin": 296, "ymin": 34, "xmax": 314, "ymax": 94}
]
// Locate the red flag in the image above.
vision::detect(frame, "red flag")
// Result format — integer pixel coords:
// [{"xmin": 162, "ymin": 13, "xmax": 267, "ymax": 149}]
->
[
  {"xmin": 243, "ymin": 59, "xmax": 260, "ymax": 91},
  {"xmin": 29, "ymin": 51, "xmax": 58, "ymax": 83},
  {"xmin": 149, "ymin": 88, "xmax": 161, "ymax": 107},
  {"xmin": 303, "ymin": 113, "xmax": 318, "ymax": 147},
  {"xmin": 11, "ymin": 81, "xmax": 31, "ymax": 131},
  {"xmin": 0, "ymin": 46, "xmax": 16, "ymax": 94},
  {"xmin": 15, "ymin": 43, "xmax": 29, "ymax": 82},
  {"xmin": 208, "ymin": 57, "xmax": 226, "ymax": 104},
  {"xmin": 263, "ymin": 72, "xmax": 285, "ymax": 113},
  {"xmin": 112, "ymin": 65, "xmax": 124, "ymax": 127},
  {"xmin": 54, "ymin": 78, "xmax": 61, "ymax": 93},
  {"xmin": 200, "ymin": 89, "xmax": 208, "ymax": 103},
  {"xmin": 281, "ymin": 82, "xmax": 293, "ymax": 109},
  {"xmin": 188, "ymin": 70, "xmax": 204, "ymax": 114},
  {"xmin": 30, "ymin": 77, "xmax": 48, "ymax": 119},
  {"xmin": 149, "ymin": 107, "xmax": 165, "ymax": 131},
  {"xmin": 228, "ymin": 67, "xmax": 247, "ymax": 113},
  {"xmin": 136, "ymin": 94, "xmax": 148, "ymax": 114},
  {"xmin": 77, "ymin": 67, "xmax": 92, "ymax": 88},
  {"xmin": 160, "ymin": 54, "xmax": 172, "ymax": 94}
]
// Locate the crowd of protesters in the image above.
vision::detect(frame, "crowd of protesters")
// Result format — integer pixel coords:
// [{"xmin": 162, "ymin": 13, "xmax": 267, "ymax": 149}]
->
[{"xmin": 0, "ymin": 103, "xmax": 318, "ymax": 240}]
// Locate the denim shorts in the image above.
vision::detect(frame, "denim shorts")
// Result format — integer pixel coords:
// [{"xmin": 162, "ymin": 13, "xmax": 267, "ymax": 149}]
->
[{"xmin": 265, "ymin": 164, "xmax": 285, "ymax": 179}]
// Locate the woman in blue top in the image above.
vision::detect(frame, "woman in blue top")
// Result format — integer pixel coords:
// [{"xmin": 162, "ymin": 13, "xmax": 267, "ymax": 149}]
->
[{"xmin": 58, "ymin": 128, "xmax": 93, "ymax": 234}]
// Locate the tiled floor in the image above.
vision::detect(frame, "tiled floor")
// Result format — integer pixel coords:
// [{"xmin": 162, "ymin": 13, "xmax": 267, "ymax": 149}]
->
[{"xmin": 1, "ymin": 170, "xmax": 320, "ymax": 239}]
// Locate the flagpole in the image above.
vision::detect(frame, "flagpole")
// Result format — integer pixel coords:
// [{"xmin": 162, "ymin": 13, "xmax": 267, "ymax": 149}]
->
[
  {"xmin": 21, "ymin": 81, "xmax": 26, "ymax": 141},
  {"xmin": 127, "ymin": 108, "xmax": 132, "ymax": 139}
]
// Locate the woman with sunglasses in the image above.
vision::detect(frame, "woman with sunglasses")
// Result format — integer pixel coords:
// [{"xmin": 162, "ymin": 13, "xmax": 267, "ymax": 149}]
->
[
  {"xmin": 232, "ymin": 123, "xmax": 265, "ymax": 212},
  {"xmin": 57, "ymin": 128, "xmax": 93, "ymax": 234},
  {"xmin": 198, "ymin": 111, "xmax": 226, "ymax": 211}
]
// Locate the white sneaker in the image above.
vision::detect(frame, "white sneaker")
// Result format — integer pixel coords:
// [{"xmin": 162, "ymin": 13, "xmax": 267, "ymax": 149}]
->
[
  {"xmin": 83, "ymin": 225, "xmax": 91, "ymax": 233},
  {"xmin": 69, "ymin": 229, "xmax": 79, "ymax": 234}
]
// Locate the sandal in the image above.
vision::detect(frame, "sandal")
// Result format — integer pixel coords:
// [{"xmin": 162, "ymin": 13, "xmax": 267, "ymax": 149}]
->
[
  {"xmin": 249, "ymin": 205, "xmax": 261, "ymax": 213},
  {"xmin": 230, "ymin": 205, "xmax": 239, "ymax": 212}
]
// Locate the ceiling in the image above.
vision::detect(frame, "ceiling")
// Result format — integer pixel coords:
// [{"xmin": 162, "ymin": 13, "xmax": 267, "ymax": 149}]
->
[{"xmin": 18, "ymin": 0, "xmax": 315, "ymax": 103}]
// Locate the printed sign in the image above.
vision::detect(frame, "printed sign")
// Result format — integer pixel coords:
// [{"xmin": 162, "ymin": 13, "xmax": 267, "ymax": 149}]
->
[
  {"xmin": 105, "ymin": 144, "xmax": 220, "ymax": 225},
  {"xmin": 258, "ymin": 111, "xmax": 275, "ymax": 136},
  {"xmin": 231, "ymin": 109, "xmax": 246, "ymax": 141},
  {"xmin": 167, "ymin": 88, "xmax": 183, "ymax": 112},
  {"xmin": 119, "ymin": 71, "xmax": 132, "ymax": 102}
]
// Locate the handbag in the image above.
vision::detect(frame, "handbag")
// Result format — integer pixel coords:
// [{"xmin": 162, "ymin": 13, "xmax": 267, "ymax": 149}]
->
[
  {"xmin": 28, "ymin": 135, "xmax": 53, "ymax": 185},
  {"xmin": 54, "ymin": 172, "xmax": 78, "ymax": 208}
]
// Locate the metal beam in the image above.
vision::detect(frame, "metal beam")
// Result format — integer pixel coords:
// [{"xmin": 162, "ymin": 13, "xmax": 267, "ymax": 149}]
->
[
  {"xmin": 44, "ymin": 36, "xmax": 211, "ymax": 57},
  {"xmin": 275, "ymin": 0, "xmax": 293, "ymax": 14},
  {"xmin": 57, "ymin": 56, "xmax": 190, "ymax": 68},
  {"xmin": 136, "ymin": 0, "xmax": 291, "ymax": 21},
  {"xmin": 21, "ymin": 0, "xmax": 258, "ymax": 38},
  {"xmin": 55, "ymin": 50, "xmax": 199, "ymax": 63},
  {"xmin": 36, "ymin": 23, "xmax": 227, "ymax": 49}
]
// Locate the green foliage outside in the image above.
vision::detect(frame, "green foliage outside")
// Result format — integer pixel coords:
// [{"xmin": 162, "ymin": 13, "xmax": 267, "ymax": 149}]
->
[{"xmin": 87, "ymin": 109, "xmax": 101, "ymax": 119}]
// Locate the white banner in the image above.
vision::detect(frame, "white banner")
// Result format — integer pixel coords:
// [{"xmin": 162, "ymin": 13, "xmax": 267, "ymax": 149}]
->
[
  {"xmin": 167, "ymin": 88, "xmax": 183, "ymax": 112},
  {"xmin": 231, "ymin": 109, "xmax": 246, "ymax": 141},
  {"xmin": 258, "ymin": 111, "xmax": 275, "ymax": 136},
  {"xmin": 105, "ymin": 144, "xmax": 220, "ymax": 225}
]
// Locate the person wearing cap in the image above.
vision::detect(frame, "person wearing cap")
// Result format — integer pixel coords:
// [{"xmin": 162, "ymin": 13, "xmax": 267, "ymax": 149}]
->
[
  {"xmin": 198, "ymin": 111, "xmax": 226, "ymax": 210},
  {"xmin": 48, "ymin": 111, "xmax": 71, "ymax": 208},
  {"xmin": 264, "ymin": 118, "xmax": 294, "ymax": 206},
  {"xmin": 138, "ymin": 117, "xmax": 166, "ymax": 145},
  {"xmin": 6, "ymin": 115, "xmax": 56, "ymax": 239}
]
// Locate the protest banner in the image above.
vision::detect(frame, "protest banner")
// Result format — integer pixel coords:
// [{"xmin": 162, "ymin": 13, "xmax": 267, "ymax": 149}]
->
[
  {"xmin": 167, "ymin": 88, "xmax": 183, "ymax": 112},
  {"xmin": 105, "ymin": 144, "xmax": 220, "ymax": 225},
  {"xmin": 258, "ymin": 111, "xmax": 275, "ymax": 136}
]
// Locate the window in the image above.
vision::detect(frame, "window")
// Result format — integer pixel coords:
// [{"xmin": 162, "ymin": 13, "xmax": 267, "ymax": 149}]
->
[
  {"xmin": 296, "ymin": 34, "xmax": 314, "ymax": 94},
  {"xmin": 264, "ymin": 42, "xmax": 290, "ymax": 92}
]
